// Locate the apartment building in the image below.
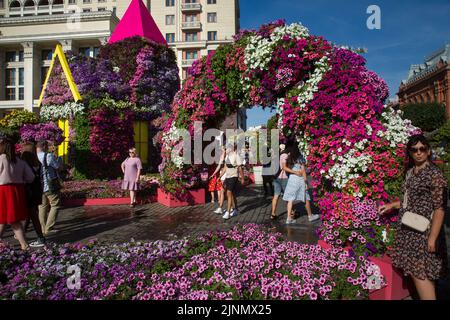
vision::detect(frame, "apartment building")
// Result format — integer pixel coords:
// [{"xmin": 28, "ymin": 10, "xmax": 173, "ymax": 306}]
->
[{"xmin": 0, "ymin": 0, "xmax": 241, "ymax": 120}]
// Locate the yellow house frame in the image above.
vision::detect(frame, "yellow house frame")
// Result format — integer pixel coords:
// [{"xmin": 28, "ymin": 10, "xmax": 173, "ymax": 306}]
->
[
  {"xmin": 38, "ymin": 44, "xmax": 82, "ymax": 107},
  {"xmin": 38, "ymin": 44, "xmax": 82, "ymax": 164},
  {"xmin": 37, "ymin": 44, "xmax": 149, "ymax": 165}
]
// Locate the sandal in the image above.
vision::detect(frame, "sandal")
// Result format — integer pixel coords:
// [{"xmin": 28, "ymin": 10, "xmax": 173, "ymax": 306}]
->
[{"xmin": 270, "ymin": 214, "xmax": 278, "ymax": 220}]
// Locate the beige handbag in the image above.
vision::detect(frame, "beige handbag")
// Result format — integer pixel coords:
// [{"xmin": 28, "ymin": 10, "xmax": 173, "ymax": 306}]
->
[{"xmin": 401, "ymin": 170, "xmax": 432, "ymax": 233}]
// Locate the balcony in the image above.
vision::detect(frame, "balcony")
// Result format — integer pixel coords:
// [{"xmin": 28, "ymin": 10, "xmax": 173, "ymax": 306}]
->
[
  {"xmin": 37, "ymin": 5, "xmax": 50, "ymax": 14},
  {"xmin": 52, "ymin": 4, "xmax": 64, "ymax": 13},
  {"xmin": 23, "ymin": 6, "xmax": 36, "ymax": 15},
  {"xmin": 181, "ymin": 3, "xmax": 201, "ymax": 12},
  {"xmin": 181, "ymin": 21, "xmax": 201, "ymax": 30},
  {"xmin": 9, "ymin": 7, "xmax": 21, "ymax": 15}
]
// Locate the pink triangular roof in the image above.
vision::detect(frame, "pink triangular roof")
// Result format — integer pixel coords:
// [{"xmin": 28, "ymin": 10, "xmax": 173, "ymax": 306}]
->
[{"xmin": 109, "ymin": 0, "xmax": 167, "ymax": 45}]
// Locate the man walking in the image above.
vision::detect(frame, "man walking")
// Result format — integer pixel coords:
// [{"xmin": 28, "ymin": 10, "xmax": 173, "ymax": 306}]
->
[{"xmin": 36, "ymin": 140, "xmax": 61, "ymax": 236}]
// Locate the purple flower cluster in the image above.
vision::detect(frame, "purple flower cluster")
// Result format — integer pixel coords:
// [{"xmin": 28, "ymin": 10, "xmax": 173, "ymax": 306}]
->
[
  {"xmin": 20, "ymin": 122, "xmax": 65, "ymax": 146},
  {"xmin": 0, "ymin": 225, "xmax": 384, "ymax": 300}
]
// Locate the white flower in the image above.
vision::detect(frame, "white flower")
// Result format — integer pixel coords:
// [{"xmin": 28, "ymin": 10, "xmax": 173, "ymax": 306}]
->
[{"xmin": 40, "ymin": 102, "xmax": 85, "ymax": 121}]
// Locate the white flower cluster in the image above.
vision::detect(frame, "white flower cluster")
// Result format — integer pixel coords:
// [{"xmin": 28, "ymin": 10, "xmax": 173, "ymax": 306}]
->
[
  {"xmin": 296, "ymin": 56, "xmax": 330, "ymax": 108},
  {"xmin": 162, "ymin": 124, "xmax": 187, "ymax": 169},
  {"xmin": 40, "ymin": 102, "xmax": 85, "ymax": 121},
  {"xmin": 326, "ymin": 139, "xmax": 373, "ymax": 191},
  {"xmin": 377, "ymin": 106, "xmax": 419, "ymax": 148},
  {"xmin": 297, "ymin": 134, "xmax": 311, "ymax": 158},
  {"xmin": 244, "ymin": 23, "xmax": 310, "ymax": 72}
]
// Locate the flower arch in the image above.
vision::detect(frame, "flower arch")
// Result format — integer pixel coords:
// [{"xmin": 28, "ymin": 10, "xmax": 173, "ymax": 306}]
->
[{"xmin": 160, "ymin": 20, "xmax": 418, "ymax": 255}]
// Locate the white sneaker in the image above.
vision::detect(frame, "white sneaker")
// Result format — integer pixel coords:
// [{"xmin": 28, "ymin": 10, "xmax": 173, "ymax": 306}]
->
[
  {"xmin": 222, "ymin": 212, "xmax": 231, "ymax": 220},
  {"xmin": 286, "ymin": 218, "xmax": 296, "ymax": 225},
  {"xmin": 230, "ymin": 209, "xmax": 238, "ymax": 217},
  {"xmin": 308, "ymin": 214, "xmax": 320, "ymax": 222},
  {"xmin": 214, "ymin": 208, "xmax": 223, "ymax": 214}
]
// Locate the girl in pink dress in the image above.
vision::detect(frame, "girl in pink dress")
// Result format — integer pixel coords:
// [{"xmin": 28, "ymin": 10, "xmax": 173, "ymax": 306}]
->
[{"xmin": 121, "ymin": 148, "xmax": 142, "ymax": 208}]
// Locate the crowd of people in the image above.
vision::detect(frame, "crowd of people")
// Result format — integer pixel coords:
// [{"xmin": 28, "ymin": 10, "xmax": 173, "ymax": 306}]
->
[
  {"xmin": 208, "ymin": 140, "xmax": 319, "ymax": 224},
  {"xmin": 0, "ymin": 139, "xmax": 61, "ymax": 250}
]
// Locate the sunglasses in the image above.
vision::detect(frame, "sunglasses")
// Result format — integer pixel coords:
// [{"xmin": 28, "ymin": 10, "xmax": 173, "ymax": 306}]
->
[{"xmin": 409, "ymin": 147, "xmax": 428, "ymax": 154}]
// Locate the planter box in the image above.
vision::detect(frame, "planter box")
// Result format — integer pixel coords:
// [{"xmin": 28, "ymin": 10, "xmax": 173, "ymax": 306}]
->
[
  {"xmin": 157, "ymin": 188, "xmax": 206, "ymax": 208},
  {"xmin": 317, "ymin": 240, "xmax": 351, "ymax": 252},
  {"xmin": 253, "ymin": 166, "xmax": 263, "ymax": 185},
  {"xmin": 368, "ymin": 255, "xmax": 411, "ymax": 300},
  {"xmin": 62, "ymin": 195, "xmax": 157, "ymax": 208}
]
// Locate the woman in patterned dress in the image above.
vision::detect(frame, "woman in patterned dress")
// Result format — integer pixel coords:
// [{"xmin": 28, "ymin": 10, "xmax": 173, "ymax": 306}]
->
[{"xmin": 379, "ymin": 135, "xmax": 448, "ymax": 300}]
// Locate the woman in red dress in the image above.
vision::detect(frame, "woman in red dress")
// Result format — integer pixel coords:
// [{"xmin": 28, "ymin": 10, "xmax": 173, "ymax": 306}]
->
[{"xmin": 0, "ymin": 139, "xmax": 35, "ymax": 250}]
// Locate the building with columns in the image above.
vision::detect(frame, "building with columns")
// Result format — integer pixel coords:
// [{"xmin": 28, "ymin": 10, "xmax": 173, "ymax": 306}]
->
[
  {"xmin": 0, "ymin": 0, "xmax": 241, "ymax": 121},
  {"xmin": 398, "ymin": 44, "xmax": 450, "ymax": 119}
]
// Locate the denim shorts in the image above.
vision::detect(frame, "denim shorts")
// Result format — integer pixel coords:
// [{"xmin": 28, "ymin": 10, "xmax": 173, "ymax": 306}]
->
[{"xmin": 273, "ymin": 178, "xmax": 288, "ymax": 196}]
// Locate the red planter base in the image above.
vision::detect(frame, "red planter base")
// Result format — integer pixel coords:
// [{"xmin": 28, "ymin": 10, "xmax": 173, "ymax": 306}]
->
[
  {"xmin": 317, "ymin": 240, "xmax": 351, "ymax": 252},
  {"xmin": 157, "ymin": 188, "xmax": 206, "ymax": 208},
  {"xmin": 62, "ymin": 196, "xmax": 157, "ymax": 208},
  {"xmin": 369, "ymin": 255, "xmax": 411, "ymax": 300}
]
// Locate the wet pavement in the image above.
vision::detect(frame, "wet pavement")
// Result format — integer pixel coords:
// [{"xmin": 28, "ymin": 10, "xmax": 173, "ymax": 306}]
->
[{"xmin": 1, "ymin": 186, "xmax": 320, "ymax": 245}]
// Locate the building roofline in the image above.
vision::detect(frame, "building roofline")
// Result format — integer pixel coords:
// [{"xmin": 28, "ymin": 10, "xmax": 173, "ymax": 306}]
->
[{"xmin": 0, "ymin": 11, "xmax": 119, "ymax": 27}]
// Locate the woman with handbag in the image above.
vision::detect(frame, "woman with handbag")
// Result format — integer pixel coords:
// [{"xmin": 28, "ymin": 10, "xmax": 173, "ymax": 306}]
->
[{"xmin": 379, "ymin": 134, "xmax": 448, "ymax": 300}]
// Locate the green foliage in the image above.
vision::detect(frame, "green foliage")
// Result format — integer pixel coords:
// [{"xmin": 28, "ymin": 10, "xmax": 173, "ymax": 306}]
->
[
  {"xmin": 71, "ymin": 115, "xmax": 91, "ymax": 180},
  {"xmin": 211, "ymin": 44, "xmax": 245, "ymax": 103},
  {"xmin": 402, "ymin": 103, "xmax": 445, "ymax": 132}
]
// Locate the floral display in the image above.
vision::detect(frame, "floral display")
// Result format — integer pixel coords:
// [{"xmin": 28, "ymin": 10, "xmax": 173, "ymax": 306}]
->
[
  {"xmin": 37, "ymin": 36, "xmax": 180, "ymax": 179},
  {"xmin": 19, "ymin": 122, "xmax": 65, "ymax": 146},
  {"xmin": 88, "ymin": 108, "xmax": 135, "ymax": 179},
  {"xmin": 159, "ymin": 20, "xmax": 419, "ymax": 256},
  {"xmin": 0, "ymin": 225, "xmax": 384, "ymax": 300},
  {"xmin": 40, "ymin": 102, "xmax": 85, "ymax": 122},
  {"xmin": 0, "ymin": 110, "xmax": 39, "ymax": 130},
  {"xmin": 61, "ymin": 178, "xmax": 159, "ymax": 200}
]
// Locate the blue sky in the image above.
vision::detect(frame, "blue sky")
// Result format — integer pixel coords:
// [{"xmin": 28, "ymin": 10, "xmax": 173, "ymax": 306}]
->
[{"xmin": 241, "ymin": 0, "xmax": 450, "ymax": 127}]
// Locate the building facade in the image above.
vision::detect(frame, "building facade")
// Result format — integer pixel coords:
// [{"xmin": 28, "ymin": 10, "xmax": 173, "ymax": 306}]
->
[
  {"xmin": 398, "ymin": 44, "xmax": 450, "ymax": 119},
  {"xmin": 0, "ymin": 0, "xmax": 241, "ymax": 121}
]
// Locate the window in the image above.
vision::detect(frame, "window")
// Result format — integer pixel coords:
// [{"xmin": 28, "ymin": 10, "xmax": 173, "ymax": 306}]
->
[
  {"xmin": 185, "ymin": 32, "xmax": 198, "ymax": 42},
  {"xmin": 186, "ymin": 51, "xmax": 198, "ymax": 60},
  {"xmin": 83, "ymin": 8, "xmax": 91, "ymax": 12},
  {"xmin": 166, "ymin": 0, "xmax": 175, "ymax": 6},
  {"xmin": 93, "ymin": 47, "xmax": 100, "ymax": 57},
  {"xmin": 6, "ymin": 52, "xmax": 16, "ymax": 62},
  {"xmin": 185, "ymin": 14, "xmax": 197, "ymax": 22},
  {"xmin": 166, "ymin": 33, "xmax": 175, "ymax": 43},
  {"xmin": 79, "ymin": 47, "xmax": 91, "ymax": 57},
  {"xmin": 42, "ymin": 49, "xmax": 53, "ymax": 61},
  {"xmin": 6, "ymin": 69, "xmax": 16, "ymax": 86},
  {"xmin": 207, "ymin": 12, "xmax": 217, "ymax": 23},
  {"xmin": 165, "ymin": 14, "xmax": 175, "ymax": 25},
  {"xmin": 83, "ymin": 0, "xmax": 91, "ymax": 3},
  {"xmin": 0, "ymin": 0, "xmax": 4, "ymax": 9},
  {"xmin": 19, "ymin": 68, "xmax": 24, "ymax": 86},
  {"xmin": 68, "ymin": 0, "xmax": 77, "ymax": 4},
  {"xmin": 207, "ymin": 0, "xmax": 216, "ymax": 4},
  {"xmin": 208, "ymin": 31, "xmax": 217, "ymax": 41},
  {"xmin": 5, "ymin": 69, "xmax": 16, "ymax": 101},
  {"xmin": 41, "ymin": 66, "xmax": 50, "ymax": 85},
  {"xmin": 98, "ymin": 7, "xmax": 106, "ymax": 11}
]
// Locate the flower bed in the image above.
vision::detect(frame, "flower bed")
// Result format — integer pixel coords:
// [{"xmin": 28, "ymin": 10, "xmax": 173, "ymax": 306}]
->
[
  {"xmin": 61, "ymin": 178, "xmax": 159, "ymax": 205},
  {"xmin": 0, "ymin": 225, "xmax": 384, "ymax": 300}
]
